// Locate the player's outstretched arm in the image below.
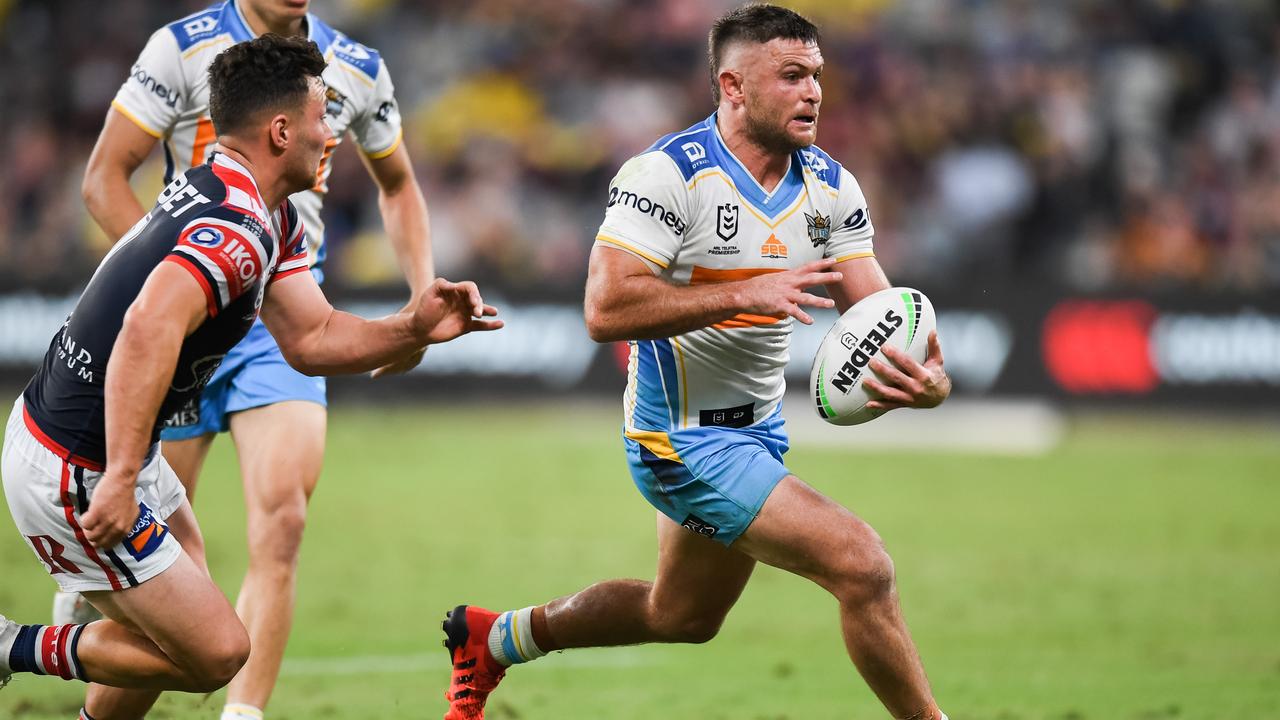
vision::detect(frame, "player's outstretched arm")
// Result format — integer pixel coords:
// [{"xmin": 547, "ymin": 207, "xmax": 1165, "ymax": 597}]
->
[
  {"xmin": 82, "ymin": 109, "xmax": 159, "ymax": 242},
  {"xmin": 584, "ymin": 245, "xmax": 842, "ymax": 343},
  {"xmin": 84, "ymin": 263, "xmax": 208, "ymax": 549},
  {"xmin": 825, "ymin": 255, "xmax": 951, "ymax": 410},
  {"xmin": 261, "ymin": 271, "xmax": 502, "ymax": 376}
]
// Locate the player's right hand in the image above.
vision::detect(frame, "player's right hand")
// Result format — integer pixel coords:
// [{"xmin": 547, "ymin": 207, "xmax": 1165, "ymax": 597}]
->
[
  {"xmin": 739, "ymin": 258, "xmax": 842, "ymax": 325},
  {"xmin": 412, "ymin": 277, "xmax": 504, "ymax": 344},
  {"xmin": 81, "ymin": 473, "xmax": 140, "ymax": 549}
]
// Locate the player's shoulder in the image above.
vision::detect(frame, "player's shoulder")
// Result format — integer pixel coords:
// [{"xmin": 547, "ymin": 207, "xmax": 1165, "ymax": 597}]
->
[
  {"xmin": 309, "ymin": 15, "xmax": 383, "ymax": 82},
  {"xmin": 162, "ymin": 1, "xmax": 250, "ymax": 53},
  {"xmin": 642, "ymin": 116, "xmax": 719, "ymax": 182},
  {"xmin": 795, "ymin": 143, "xmax": 845, "ymax": 192}
]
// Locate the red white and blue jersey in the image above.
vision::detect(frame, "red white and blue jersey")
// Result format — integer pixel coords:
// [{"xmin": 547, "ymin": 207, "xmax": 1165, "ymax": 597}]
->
[
  {"xmin": 21, "ymin": 154, "xmax": 308, "ymax": 470},
  {"xmin": 111, "ymin": 0, "xmax": 404, "ymax": 279}
]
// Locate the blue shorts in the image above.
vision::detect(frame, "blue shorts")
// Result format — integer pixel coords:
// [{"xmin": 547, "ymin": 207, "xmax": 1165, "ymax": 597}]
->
[
  {"xmin": 159, "ymin": 319, "xmax": 326, "ymax": 440},
  {"xmin": 625, "ymin": 411, "xmax": 791, "ymax": 546}
]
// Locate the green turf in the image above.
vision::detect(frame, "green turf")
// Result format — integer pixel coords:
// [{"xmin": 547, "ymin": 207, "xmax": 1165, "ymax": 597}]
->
[{"xmin": 2, "ymin": 404, "xmax": 1278, "ymax": 719}]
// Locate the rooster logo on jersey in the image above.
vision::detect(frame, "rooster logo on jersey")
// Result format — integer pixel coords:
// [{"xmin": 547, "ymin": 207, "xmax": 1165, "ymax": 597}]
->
[{"xmin": 806, "ymin": 212, "xmax": 831, "ymax": 247}]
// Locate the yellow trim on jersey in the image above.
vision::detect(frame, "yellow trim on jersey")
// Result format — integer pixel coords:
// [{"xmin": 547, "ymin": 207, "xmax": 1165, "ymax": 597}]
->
[
  {"xmin": 596, "ymin": 235, "xmax": 670, "ymax": 269},
  {"xmin": 671, "ymin": 336, "xmax": 689, "ymax": 428},
  {"xmin": 361, "ymin": 129, "xmax": 403, "ymax": 160},
  {"xmin": 111, "ymin": 100, "xmax": 163, "ymax": 139},
  {"xmin": 624, "ymin": 429, "xmax": 682, "ymax": 462},
  {"xmin": 181, "ymin": 36, "xmax": 232, "ymax": 59},
  {"xmin": 834, "ymin": 251, "xmax": 876, "ymax": 263},
  {"xmin": 687, "ymin": 169, "xmax": 810, "ymax": 230}
]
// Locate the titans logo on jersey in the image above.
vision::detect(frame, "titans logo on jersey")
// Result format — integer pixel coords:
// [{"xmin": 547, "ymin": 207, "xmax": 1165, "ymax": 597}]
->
[{"xmin": 21, "ymin": 154, "xmax": 309, "ymax": 470}]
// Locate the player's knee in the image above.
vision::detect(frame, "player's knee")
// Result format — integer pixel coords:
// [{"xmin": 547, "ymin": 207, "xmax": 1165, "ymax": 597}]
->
[
  {"xmin": 252, "ymin": 500, "xmax": 309, "ymax": 565},
  {"xmin": 187, "ymin": 628, "xmax": 250, "ymax": 691},
  {"xmin": 652, "ymin": 609, "xmax": 725, "ymax": 644},
  {"xmin": 830, "ymin": 534, "xmax": 896, "ymax": 606}
]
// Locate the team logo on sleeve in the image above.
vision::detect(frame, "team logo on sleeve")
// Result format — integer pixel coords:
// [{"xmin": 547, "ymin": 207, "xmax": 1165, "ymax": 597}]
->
[
  {"xmin": 188, "ymin": 227, "xmax": 225, "ymax": 248},
  {"xmin": 375, "ymin": 101, "xmax": 394, "ymax": 122},
  {"xmin": 806, "ymin": 212, "xmax": 831, "ymax": 247},
  {"xmin": 716, "ymin": 203, "xmax": 739, "ymax": 241}
]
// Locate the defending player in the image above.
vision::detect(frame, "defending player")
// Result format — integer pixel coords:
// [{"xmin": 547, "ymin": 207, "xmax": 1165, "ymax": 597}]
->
[
  {"xmin": 73, "ymin": 2, "xmax": 434, "ymax": 718},
  {"xmin": 441, "ymin": 6, "xmax": 950, "ymax": 720},
  {"xmin": 1, "ymin": 35, "xmax": 499, "ymax": 719}
]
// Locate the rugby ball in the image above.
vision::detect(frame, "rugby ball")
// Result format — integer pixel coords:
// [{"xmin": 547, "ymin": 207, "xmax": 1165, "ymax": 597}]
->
[{"xmin": 810, "ymin": 287, "xmax": 936, "ymax": 426}]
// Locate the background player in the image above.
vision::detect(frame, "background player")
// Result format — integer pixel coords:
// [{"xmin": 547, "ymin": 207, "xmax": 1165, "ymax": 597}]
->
[
  {"xmin": 441, "ymin": 6, "xmax": 949, "ymax": 720},
  {"xmin": 1, "ymin": 34, "xmax": 498, "ymax": 720},
  {"xmin": 73, "ymin": 2, "xmax": 435, "ymax": 719}
]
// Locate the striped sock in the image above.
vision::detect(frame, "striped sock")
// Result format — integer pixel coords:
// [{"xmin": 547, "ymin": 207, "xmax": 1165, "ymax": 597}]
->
[
  {"xmin": 221, "ymin": 703, "xmax": 264, "ymax": 720},
  {"xmin": 7, "ymin": 624, "xmax": 88, "ymax": 681},
  {"xmin": 486, "ymin": 606, "xmax": 547, "ymax": 666}
]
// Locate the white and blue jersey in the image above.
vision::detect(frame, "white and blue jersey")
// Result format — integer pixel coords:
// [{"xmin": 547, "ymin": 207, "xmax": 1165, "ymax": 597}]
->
[{"xmin": 594, "ymin": 114, "xmax": 877, "ymax": 544}]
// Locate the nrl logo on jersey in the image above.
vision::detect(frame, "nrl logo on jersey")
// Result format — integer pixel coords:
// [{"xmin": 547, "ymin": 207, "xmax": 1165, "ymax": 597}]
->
[
  {"xmin": 806, "ymin": 212, "xmax": 832, "ymax": 247},
  {"xmin": 716, "ymin": 203, "xmax": 739, "ymax": 242}
]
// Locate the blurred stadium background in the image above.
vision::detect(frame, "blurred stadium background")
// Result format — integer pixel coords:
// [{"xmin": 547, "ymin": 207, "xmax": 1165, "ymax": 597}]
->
[{"xmin": 1, "ymin": 0, "xmax": 1278, "ymax": 718}]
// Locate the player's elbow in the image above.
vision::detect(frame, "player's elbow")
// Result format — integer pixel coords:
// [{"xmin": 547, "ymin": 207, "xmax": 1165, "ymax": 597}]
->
[
  {"xmin": 278, "ymin": 344, "xmax": 324, "ymax": 377},
  {"xmin": 583, "ymin": 301, "xmax": 622, "ymax": 344}
]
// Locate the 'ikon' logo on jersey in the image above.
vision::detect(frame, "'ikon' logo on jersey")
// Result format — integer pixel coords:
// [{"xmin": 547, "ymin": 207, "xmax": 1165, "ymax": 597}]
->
[{"xmin": 760, "ymin": 235, "xmax": 788, "ymax": 259}]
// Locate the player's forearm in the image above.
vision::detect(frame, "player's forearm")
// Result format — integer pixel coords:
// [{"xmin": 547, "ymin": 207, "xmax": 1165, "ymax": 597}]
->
[
  {"xmin": 585, "ymin": 274, "xmax": 751, "ymax": 342},
  {"xmin": 103, "ymin": 311, "xmax": 183, "ymax": 478},
  {"xmin": 82, "ymin": 167, "xmax": 148, "ymax": 242},
  {"xmin": 379, "ymin": 180, "xmax": 435, "ymax": 294},
  {"xmin": 284, "ymin": 308, "xmax": 423, "ymax": 376}
]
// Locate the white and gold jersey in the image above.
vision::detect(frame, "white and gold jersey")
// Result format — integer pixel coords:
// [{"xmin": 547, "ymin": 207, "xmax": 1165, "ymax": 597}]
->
[
  {"xmin": 110, "ymin": 0, "xmax": 404, "ymax": 278},
  {"xmin": 595, "ymin": 113, "xmax": 875, "ymax": 434}
]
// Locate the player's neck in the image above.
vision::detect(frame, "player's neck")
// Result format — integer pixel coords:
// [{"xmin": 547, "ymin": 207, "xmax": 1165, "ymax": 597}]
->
[
  {"xmin": 715, "ymin": 112, "xmax": 791, "ymax": 193},
  {"xmin": 237, "ymin": 1, "xmax": 307, "ymax": 38}
]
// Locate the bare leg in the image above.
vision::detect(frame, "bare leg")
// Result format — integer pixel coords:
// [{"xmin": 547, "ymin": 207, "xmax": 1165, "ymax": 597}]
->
[
  {"xmin": 161, "ymin": 433, "xmax": 217, "ymax": 504},
  {"xmin": 78, "ymin": 509, "xmax": 248, "ymax": 693},
  {"xmin": 81, "ymin": 478, "xmax": 214, "ymax": 718},
  {"xmin": 224, "ymin": 401, "xmax": 326, "ymax": 711},
  {"xmin": 733, "ymin": 475, "xmax": 937, "ymax": 719},
  {"xmin": 532, "ymin": 512, "xmax": 756, "ymax": 650}
]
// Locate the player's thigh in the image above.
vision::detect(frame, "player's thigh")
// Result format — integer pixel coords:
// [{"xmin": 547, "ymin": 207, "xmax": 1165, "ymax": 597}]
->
[
  {"xmin": 84, "ymin": 545, "xmax": 246, "ymax": 670},
  {"xmin": 161, "ymin": 497, "xmax": 209, "ymax": 577},
  {"xmin": 228, "ymin": 400, "xmax": 327, "ymax": 505},
  {"xmin": 732, "ymin": 475, "xmax": 886, "ymax": 593},
  {"xmin": 160, "ymin": 433, "xmax": 215, "ymax": 500},
  {"xmin": 650, "ymin": 511, "xmax": 756, "ymax": 623}
]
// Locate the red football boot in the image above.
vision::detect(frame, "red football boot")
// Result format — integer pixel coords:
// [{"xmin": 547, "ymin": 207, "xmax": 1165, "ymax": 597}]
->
[{"xmin": 442, "ymin": 605, "xmax": 507, "ymax": 720}]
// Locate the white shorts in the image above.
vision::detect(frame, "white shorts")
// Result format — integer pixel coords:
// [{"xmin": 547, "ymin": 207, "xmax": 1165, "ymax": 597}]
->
[{"xmin": 2, "ymin": 397, "xmax": 186, "ymax": 593}]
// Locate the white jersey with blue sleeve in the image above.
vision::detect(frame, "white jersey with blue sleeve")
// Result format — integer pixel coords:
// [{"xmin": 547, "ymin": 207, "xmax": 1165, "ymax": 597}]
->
[
  {"xmin": 594, "ymin": 113, "xmax": 875, "ymax": 447},
  {"xmin": 110, "ymin": 0, "xmax": 404, "ymax": 280}
]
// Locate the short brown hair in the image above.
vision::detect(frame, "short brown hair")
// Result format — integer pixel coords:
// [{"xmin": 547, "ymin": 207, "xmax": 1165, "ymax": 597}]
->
[
  {"xmin": 708, "ymin": 4, "xmax": 820, "ymax": 103},
  {"xmin": 208, "ymin": 33, "xmax": 327, "ymax": 136}
]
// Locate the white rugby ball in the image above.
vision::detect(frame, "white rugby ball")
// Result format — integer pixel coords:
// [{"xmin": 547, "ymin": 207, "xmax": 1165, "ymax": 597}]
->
[{"xmin": 810, "ymin": 286, "xmax": 936, "ymax": 426}]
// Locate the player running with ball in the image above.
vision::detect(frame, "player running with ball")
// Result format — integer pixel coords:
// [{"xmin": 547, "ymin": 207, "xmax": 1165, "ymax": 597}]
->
[{"xmin": 442, "ymin": 5, "xmax": 950, "ymax": 720}]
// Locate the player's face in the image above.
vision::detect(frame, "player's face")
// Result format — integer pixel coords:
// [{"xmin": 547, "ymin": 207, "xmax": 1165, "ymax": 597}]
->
[
  {"xmin": 284, "ymin": 77, "xmax": 332, "ymax": 192},
  {"xmin": 741, "ymin": 38, "xmax": 823, "ymax": 154},
  {"xmin": 242, "ymin": 0, "xmax": 310, "ymax": 26}
]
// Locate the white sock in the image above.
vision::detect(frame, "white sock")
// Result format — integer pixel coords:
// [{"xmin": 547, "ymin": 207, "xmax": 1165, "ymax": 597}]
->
[
  {"xmin": 221, "ymin": 703, "xmax": 264, "ymax": 720},
  {"xmin": 486, "ymin": 606, "xmax": 547, "ymax": 666}
]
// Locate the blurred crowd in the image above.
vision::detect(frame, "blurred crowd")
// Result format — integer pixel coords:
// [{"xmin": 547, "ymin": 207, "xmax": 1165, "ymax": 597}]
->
[{"xmin": 2, "ymin": 0, "xmax": 1279, "ymax": 296}]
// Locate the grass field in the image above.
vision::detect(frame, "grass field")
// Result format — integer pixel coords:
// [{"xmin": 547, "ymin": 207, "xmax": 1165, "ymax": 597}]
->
[{"xmin": 2, "ymin": 402, "xmax": 1278, "ymax": 719}]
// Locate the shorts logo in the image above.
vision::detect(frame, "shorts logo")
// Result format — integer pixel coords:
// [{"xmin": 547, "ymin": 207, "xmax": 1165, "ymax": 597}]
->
[
  {"xmin": 28, "ymin": 535, "xmax": 83, "ymax": 575},
  {"xmin": 806, "ymin": 212, "xmax": 831, "ymax": 247},
  {"xmin": 124, "ymin": 503, "xmax": 168, "ymax": 561},
  {"xmin": 716, "ymin": 203, "xmax": 739, "ymax": 242},
  {"xmin": 188, "ymin": 227, "xmax": 224, "ymax": 248},
  {"xmin": 681, "ymin": 514, "xmax": 719, "ymax": 538}
]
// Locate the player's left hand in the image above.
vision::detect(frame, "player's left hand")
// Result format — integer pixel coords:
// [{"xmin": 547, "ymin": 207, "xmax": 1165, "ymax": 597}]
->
[
  {"xmin": 81, "ymin": 473, "xmax": 141, "ymax": 549},
  {"xmin": 863, "ymin": 330, "xmax": 951, "ymax": 411}
]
